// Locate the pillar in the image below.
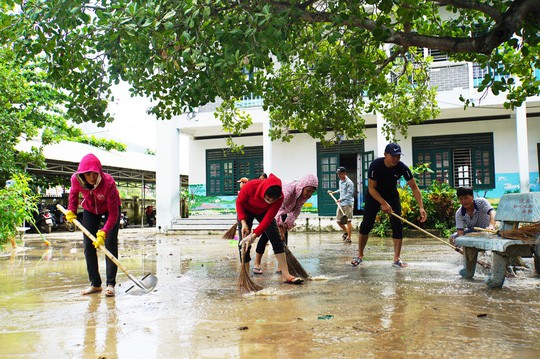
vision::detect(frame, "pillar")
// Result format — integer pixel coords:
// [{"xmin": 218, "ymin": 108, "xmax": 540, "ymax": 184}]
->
[{"xmin": 156, "ymin": 119, "xmax": 180, "ymax": 232}]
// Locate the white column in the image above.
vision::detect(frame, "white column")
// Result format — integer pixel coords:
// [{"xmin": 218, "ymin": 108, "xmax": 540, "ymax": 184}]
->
[
  {"xmin": 515, "ymin": 103, "xmax": 530, "ymax": 193},
  {"xmin": 263, "ymin": 118, "xmax": 272, "ymax": 174},
  {"xmin": 376, "ymin": 112, "xmax": 387, "ymax": 156},
  {"xmin": 156, "ymin": 119, "xmax": 181, "ymax": 232}
]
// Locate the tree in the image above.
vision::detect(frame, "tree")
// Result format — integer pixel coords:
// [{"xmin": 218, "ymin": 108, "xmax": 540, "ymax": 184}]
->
[
  {"xmin": 0, "ymin": 46, "xmax": 126, "ymax": 185},
  {"xmin": 2, "ymin": 1, "xmax": 539, "ymax": 146}
]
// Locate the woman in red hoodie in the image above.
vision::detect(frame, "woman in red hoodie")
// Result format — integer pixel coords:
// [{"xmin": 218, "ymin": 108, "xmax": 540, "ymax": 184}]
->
[
  {"xmin": 65, "ymin": 154, "xmax": 121, "ymax": 297},
  {"xmin": 236, "ymin": 173, "xmax": 303, "ymax": 284}
]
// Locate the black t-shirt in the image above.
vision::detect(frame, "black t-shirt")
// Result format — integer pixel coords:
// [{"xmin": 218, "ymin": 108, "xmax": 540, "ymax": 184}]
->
[{"xmin": 367, "ymin": 157, "xmax": 413, "ymax": 198}]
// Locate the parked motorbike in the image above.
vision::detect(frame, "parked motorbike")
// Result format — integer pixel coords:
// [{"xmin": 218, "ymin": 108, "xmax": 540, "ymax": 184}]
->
[
  {"xmin": 119, "ymin": 211, "xmax": 129, "ymax": 229},
  {"xmin": 145, "ymin": 206, "xmax": 156, "ymax": 227},
  {"xmin": 33, "ymin": 207, "xmax": 54, "ymax": 233},
  {"xmin": 48, "ymin": 206, "xmax": 76, "ymax": 232}
]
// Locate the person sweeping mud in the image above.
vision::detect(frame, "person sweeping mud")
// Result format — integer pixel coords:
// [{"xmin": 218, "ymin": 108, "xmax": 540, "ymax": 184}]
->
[
  {"xmin": 353, "ymin": 143, "xmax": 427, "ymax": 268},
  {"xmin": 236, "ymin": 173, "xmax": 304, "ymax": 284},
  {"xmin": 65, "ymin": 154, "xmax": 121, "ymax": 297},
  {"xmin": 328, "ymin": 166, "xmax": 354, "ymax": 243},
  {"xmin": 252, "ymin": 174, "xmax": 319, "ymax": 275}
]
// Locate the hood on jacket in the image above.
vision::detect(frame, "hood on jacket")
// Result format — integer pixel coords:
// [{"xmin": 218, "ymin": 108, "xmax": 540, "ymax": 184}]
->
[
  {"xmin": 254, "ymin": 173, "xmax": 282, "ymax": 200},
  {"xmin": 75, "ymin": 153, "xmax": 103, "ymax": 189},
  {"xmin": 291, "ymin": 173, "xmax": 319, "ymax": 201}
]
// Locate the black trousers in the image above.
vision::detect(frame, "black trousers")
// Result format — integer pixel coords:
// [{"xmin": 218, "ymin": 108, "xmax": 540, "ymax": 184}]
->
[
  {"xmin": 238, "ymin": 212, "xmax": 284, "ymax": 263},
  {"xmin": 256, "ymin": 214, "xmax": 288, "ymax": 254},
  {"xmin": 359, "ymin": 196, "xmax": 404, "ymax": 239},
  {"xmin": 82, "ymin": 207, "xmax": 120, "ymax": 287}
]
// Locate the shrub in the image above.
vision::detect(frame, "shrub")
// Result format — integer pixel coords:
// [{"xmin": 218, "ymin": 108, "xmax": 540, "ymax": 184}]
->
[
  {"xmin": 372, "ymin": 180, "xmax": 459, "ymax": 237},
  {"xmin": 0, "ymin": 174, "xmax": 39, "ymax": 247}
]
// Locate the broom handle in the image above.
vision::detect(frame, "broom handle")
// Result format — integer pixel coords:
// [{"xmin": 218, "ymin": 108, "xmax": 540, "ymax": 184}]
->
[
  {"xmin": 56, "ymin": 204, "xmax": 147, "ymax": 290},
  {"xmin": 328, "ymin": 192, "xmax": 346, "ymax": 215},
  {"xmin": 473, "ymin": 227, "xmax": 498, "ymax": 234},
  {"xmin": 390, "ymin": 212, "xmax": 460, "ymax": 251}
]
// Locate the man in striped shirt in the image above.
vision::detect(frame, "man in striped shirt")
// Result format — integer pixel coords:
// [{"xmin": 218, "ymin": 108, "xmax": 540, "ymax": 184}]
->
[{"xmin": 450, "ymin": 187, "xmax": 496, "ymax": 245}]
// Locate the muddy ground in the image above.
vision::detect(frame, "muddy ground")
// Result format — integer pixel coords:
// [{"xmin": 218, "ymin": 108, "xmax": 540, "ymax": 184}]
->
[{"xmin": 1, "ymin": 228, "xmax": 540, "ymax": 358}]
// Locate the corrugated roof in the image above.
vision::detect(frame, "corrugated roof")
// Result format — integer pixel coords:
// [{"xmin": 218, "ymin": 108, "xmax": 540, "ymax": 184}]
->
[{"xmin": 17, "ymin": 140, "xmax": 156, "ymax": 171}]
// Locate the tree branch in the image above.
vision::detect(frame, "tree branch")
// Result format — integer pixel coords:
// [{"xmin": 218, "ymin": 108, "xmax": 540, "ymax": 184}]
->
[{"xmin": 432, "ymin": 0, "xmax": 502, "ymax": 23}]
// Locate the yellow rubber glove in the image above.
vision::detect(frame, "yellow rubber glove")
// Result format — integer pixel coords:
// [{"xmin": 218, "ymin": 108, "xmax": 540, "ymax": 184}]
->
[
  {"xmin": 65, "ymin": 210, "xmax": 77, "ymax": 223},
  {"xmin": 94, "ymin": 230, "xmax": 106, "ymax": 249}
]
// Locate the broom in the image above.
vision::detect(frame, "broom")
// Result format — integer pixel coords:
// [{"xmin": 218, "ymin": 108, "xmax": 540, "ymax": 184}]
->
[
  {"xmin": 237, "ymin": 234, "xmax": 263, "ymax": 293},
  {"xmin": 475, "ymin": 223, "xmax": 540, "ymax": 242},
  {"xmin": 285, "ymin": 244, "xmax": 309, "ymax": 279},
  {"xmin": 222, "ymin": 222, "xmax": 238, "ymax": 239},
  {"xmin": 328, "ymin": 192, "xmax": 348, "ymax": 225},
  {"xmin": 391, "ymin": 212, "xmax": 490, "ymax": 269}
]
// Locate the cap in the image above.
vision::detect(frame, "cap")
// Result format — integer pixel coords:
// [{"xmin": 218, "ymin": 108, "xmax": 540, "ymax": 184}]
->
[
  {"xmin": 336, "ymin": 166, "xmax": 347, "ymax": 173},
  {"xmin": 237, "ymin": 177, "xmax": 249, "ymax": 183},
  {"xmin": 384, "ymin": 143, "xmax": 403, "ymax": 155}
]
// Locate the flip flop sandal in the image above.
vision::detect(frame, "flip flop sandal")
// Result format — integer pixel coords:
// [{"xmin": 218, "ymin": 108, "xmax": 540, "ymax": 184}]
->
[
  {"xmin": 104, "ymin": 285, "xmax": 116, "ymax": 297},
  {"xmin": 342, "ymin": 233, "xmax": 348, "ymax": 240},
  {"xmin": 392, "ymin": 260, "xmax": 408, "ymax": 268},
  {"xmin": 81, "ymin": 286, "xmax": 102, "ymax": 295},
  {"xmin": 283, "ymin": 277, "xmax": 304, "ymax": 285},
  {"xmin": 351, "ymin": 257, "xmax": 362, "ymax": 267},
  {"xmin": 253, "ymin": 267, "xmax": 263, "ymax": 275}
]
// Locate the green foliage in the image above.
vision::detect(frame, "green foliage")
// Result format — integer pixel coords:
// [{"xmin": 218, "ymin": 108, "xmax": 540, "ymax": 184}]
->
[
  {"xmin": 373, "ymin": 181, "xmax": 459, "ymax": 237},
  {"xmin": 2, "ymin": 1, "xmax": 537, "ymax": 146},
  {"xmin": 0, "ymin": 46, "xmax": 125, "ymax": 185},
  {"xmin": 0, "ymin": 174, "xmax": 39, "ymax": 246}
]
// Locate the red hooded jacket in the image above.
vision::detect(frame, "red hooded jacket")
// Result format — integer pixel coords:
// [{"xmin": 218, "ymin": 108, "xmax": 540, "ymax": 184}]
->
[
  {"xmin": 236, "ymin": 173, "xmax": 283, "ymax": 236},
  {"xmin": 68, "ymin": 153, "xmax": 121, "ymax": 234}
]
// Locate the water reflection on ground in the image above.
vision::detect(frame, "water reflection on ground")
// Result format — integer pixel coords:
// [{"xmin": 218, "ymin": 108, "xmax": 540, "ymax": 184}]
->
[{"xmin": 1, "ymin": 230, "xmax": 540, "ymax": 358}]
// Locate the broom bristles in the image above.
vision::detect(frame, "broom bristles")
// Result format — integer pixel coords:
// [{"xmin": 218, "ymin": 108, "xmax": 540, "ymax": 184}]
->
[
  {"xmin": 222, "ymin": 223, "xmax": 238, "ymax": 239},
  {"xmin": 238, "ymin": 244, "xmax": 263, "ymax": 292},
  {"xmin": 285, "ymin": 245, "xmax": 309, "ymax": 279},
  {"xmin": 499, "ymin": 223, "xmax": 540, "ymax": 242}
]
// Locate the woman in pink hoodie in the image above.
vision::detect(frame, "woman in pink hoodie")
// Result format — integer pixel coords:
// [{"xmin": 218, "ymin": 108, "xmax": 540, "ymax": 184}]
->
[
  {"xmin": 66, "ymin": 154, "xmax": 121, "ymax": 297},
  {"xmin": 252, "ymin": 174, "xmax": 318, "ymax": 275}
]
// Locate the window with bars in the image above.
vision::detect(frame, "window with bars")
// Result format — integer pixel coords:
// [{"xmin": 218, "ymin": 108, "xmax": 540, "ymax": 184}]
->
[
  {"xmin": 412, "ymin": 133, "xmax": 494, "ymax": 190},
  {"xmin": 206, "ymin": 147, "xmax": 263, "ymax": 195}
]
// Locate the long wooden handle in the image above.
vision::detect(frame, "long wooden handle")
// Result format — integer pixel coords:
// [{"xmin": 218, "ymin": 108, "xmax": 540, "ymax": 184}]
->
[
  {"xmin": 56, "ymin": 204, "xmax": 147, "ymax": 290},
  {"xmin": 390, "ymin": 212, "xmax": 459, "ymax": 251},
  {"xmin": 473, "ymin": 227, "xmax": 498, "ymax": 234},
  {"xmin": 328, "ymin": 192, "xmax": 346, "ymax": 215}
]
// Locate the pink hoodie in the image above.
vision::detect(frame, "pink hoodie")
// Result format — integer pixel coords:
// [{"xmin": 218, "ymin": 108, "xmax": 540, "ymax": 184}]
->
[
  {"xmin": 68, "ymin": 153, "xmax": 121, "ymax": 234},
  {"xmin": 276, "ymin": 174, "xmax": 319, "ymax": 230}
]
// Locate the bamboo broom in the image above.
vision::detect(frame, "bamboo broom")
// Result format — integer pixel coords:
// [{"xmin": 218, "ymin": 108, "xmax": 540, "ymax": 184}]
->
[
  {"xmin": 237, "ymin": 235, "xmax": 262, "ymax": 293},
  {"xmin": 391, "ymin": 213, "xmax": 491, "ymax": 269},
  {"xmin": 475, "ymin": 223, "xmax": 540, "ymax": 242},
  {"xmin": 222, "ymin": 222, "xmax": 238, "ymax": 239},
  {"xmin": 285, "ymin": 244, "xmax": 309, "ymax": 279}
]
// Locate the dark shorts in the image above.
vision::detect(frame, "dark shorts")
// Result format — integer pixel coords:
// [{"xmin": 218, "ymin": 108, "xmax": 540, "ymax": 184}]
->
[{"xmin": 359, "ymin": 196, "xmax": 403, "ymax": 239}]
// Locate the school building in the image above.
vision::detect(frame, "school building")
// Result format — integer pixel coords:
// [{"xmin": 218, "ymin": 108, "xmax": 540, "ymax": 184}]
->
[{"xmin": 155, "ymin": 58, "xmax": 540, "ymax": 231}]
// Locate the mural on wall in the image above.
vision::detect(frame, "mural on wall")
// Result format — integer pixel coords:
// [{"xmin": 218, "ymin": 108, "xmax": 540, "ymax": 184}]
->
[
  {"xmin": 185, "ymin": 172, "xmax": 538, "ymax": 215},
  {"xmin": 187, "ymin": 184, "xmax": 319, "ymax": 215}
]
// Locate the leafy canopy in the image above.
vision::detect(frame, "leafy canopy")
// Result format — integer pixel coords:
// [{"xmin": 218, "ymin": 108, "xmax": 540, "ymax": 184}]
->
[
  {"xmin": 0, "ymin": 46, "xmax": 126, "ymax": 184},
  {"xmin": 2, "ymin": 0, "xmax": 539, "ymax": 145}
]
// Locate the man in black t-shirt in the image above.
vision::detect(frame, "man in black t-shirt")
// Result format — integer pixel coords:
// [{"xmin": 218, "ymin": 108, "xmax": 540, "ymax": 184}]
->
[{"xmin": 351, "ymin": 143, "xmax": 427, "ymax": 268}]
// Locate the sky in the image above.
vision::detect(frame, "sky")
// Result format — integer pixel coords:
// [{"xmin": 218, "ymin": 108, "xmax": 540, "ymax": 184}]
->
[{"xmin": 78, "ymin": 83, "xmax": 158, "ymax": 153}]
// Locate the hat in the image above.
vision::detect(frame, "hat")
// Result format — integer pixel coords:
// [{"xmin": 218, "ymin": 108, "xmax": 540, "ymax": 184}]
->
[
  {"xmin": 237, "ymin": 177, "xmax": 249, "ymax": 183},
  {"xmin": 336, "ymin": 166, "xmax": 347, "ymax": 173},
  {"xmin": 384, "ymin": 143, "xmax": 403, "ymax": 155}
]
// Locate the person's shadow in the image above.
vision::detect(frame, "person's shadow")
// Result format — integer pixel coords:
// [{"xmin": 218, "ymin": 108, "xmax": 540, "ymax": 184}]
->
[{"xmin": 83, "ymin": 296, "xmax": 118, "ymax": 358}]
